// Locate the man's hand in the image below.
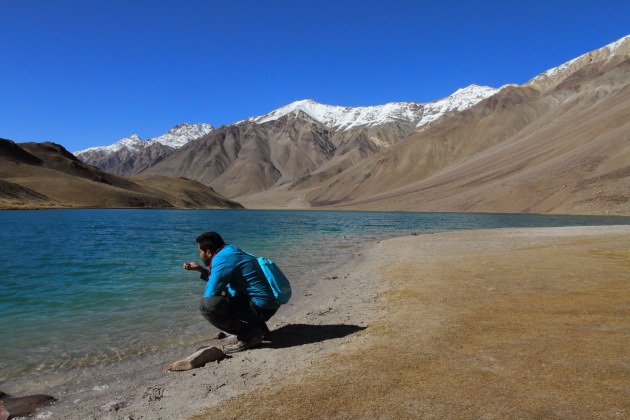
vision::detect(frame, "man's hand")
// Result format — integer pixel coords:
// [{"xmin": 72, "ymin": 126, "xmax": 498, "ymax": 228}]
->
[
  {"xmin": 183, "ymin": 261, "xmax": 202, "ymax": 271},
  {"xmin": 183, "ymin": 262, "xmax": 210, "ymax": 280}
]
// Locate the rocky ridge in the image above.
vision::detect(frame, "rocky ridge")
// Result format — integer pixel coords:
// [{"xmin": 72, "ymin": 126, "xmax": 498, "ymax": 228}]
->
[
  {"xmin": 243, "ymin": 84, "xmax": 497, "ymax": 131},
  {"xmin": 280, "ymin": 34, "xmax": 630, "ymax": 215},
  {"xmin": 74, "ymin": 123, "xmax": 214, "ymax": 176}
]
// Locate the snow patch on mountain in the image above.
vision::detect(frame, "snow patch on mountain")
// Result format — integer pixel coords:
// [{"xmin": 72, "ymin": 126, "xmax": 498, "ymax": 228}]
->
[
  {"xmin": 536, "ymin": 57, "xmax": 580, "ymax": 80},
  {"xmin": 415, "ymin": 84, "xmax": 498, "ymax": 128},
  {"xmin": 75, "ymin": 123, "xmax": 213, "ymax": 155},
  {"xmin": 245, "ymin": 84, "xmax": 497, "ymax": 131},
  {"xmin": 606, "ymin": 34, "xmax": 630, "ymax": 54},
  {"xmin": 251, "ymin": 99, "xmax": 425, "ymax": 129},
  {"xmin": 151, "ymin": 123, "xmax": 214, "ymax": 148},
  {"xmin": 98, "ymin": 134, "xmax": 145, "ymax": 154},
  {"xmin": 534, "ymin": 34, "xmax": 629, "ymax": 81}
]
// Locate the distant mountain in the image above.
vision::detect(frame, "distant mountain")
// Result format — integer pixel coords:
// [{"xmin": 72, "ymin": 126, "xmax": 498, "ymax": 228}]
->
[
  {"xmin": 90, "ymin": 85, "xmax": 496, "ymax": 197},
  {"xmin": 74, "ymin": 123, "xmax": 214, "ymax": 176},
  {"xmin": 0, "ymin": 138, "xmax": 242, "ymax": 209},
  {"xmin": 263, "ymin": 34, "xmax": 629, "ymax": 215}
]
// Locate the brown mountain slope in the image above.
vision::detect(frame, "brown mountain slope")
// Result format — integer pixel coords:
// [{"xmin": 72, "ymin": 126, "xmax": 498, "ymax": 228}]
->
[
  {"xmin": 141, "ymin": 117, "xmax": 336, "ymax": 197},
  {"xmin": 18, "ymin": 141, "xmax": 147, "ymax": 192},
  {"xmin": 239, "ymin": 39, "xmax": 629, "ymax": 215},
  {"xmin": 131, "ymin": 176, "xmax": 243, "ymax": 209},
  {"xmin": 138, "ymin": 109, "xmax": 426, "ymax": 198},
  {"xmin": 0, "ymin": 178, "xmax": 55, "ymax": 208},
  {"xmin": 323, "ymin": 80, "xmax": 629, "ymax": 215},
  {"xmin": 0, "ymin": 139, "xmax": 243, "ymax": 209}
]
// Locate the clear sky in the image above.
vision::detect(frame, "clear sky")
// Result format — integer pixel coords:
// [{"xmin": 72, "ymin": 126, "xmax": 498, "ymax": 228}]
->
[{"xmin": 1, "ymin": 0, "xmax": 629, "ymax": 152}]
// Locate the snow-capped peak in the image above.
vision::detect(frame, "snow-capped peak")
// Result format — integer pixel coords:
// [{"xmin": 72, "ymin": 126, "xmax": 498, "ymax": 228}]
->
[
  {"xmin": 532, "ymin": 34, "xmax": 630, "ymax": 83},
  {"xmin": 415, "ymin": 84, "xmax": 498, "ymax": 129},
  {"xmin": 244, "ymin": 85, "xmax": 497, "ymax": 131},
  {"xmin": 75, "ymin": 123, "xmax": 213, "ymax": 155},
  {"xmin": 115, "ymin": 134, "xmax": 145, "ymax": 151},
  {"xmin": 149, "ymin": 123, "xmax": 214, "ymax": 148},
  {"xmin": 606, "ymin": 34, "xmax": 630, "ymax": 55},
  {"xmin": 449, "ymin": 84, "xmax": 499, "ymax": 101},
  {"xmin": 76, "ymin": 134, "xmax": 145, "ymax": 155},
  {"xmin": 247, "ymin": 98, "xmax": 425, "ymax": 130}
]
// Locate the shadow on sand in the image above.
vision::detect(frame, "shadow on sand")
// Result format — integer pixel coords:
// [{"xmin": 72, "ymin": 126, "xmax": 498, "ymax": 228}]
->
[{"xmin": 263, "ymin": 323, "xmax": 366, "ymax": 349}]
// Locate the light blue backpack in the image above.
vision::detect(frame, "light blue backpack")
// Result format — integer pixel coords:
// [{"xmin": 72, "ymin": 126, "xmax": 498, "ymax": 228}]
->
[
  {"xmin": 243, "ymin": 250, "xmax": 292, "ymax": 304},
  {"xmin": 257, "ymin": 256, "xmax": 292, "ymax": 304}
]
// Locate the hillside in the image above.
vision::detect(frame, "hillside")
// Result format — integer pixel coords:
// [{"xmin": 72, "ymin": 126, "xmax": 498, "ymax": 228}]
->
[
  {"xmin": 78, "ymin": 86, "xmax": 497, "ymax": 198},
  {"xmin": 0, "ymin": 139, "xmax": 243, "ymax": 210},
  {"xmin": 238, "ymin": 35, "xmax": 630, "ymax": 215}
]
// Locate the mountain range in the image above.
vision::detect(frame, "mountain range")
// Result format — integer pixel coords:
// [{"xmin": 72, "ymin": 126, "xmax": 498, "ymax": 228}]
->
[
  {"xmin": 5, "ymin": 35, "xmax": 630, "ymax": 214},
  {"xmin": 74, "ymin": 85, "xmax": 498, "ymax": 194}
]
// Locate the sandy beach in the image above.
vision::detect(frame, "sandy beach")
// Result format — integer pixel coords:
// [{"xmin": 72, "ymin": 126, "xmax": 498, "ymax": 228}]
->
[{"xmin": 18, "ymin": 225, "xmax": 630, "ymax": 419}]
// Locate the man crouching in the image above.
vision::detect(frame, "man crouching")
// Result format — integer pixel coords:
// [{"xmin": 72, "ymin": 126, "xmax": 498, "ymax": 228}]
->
[{"xmin": 183, "ymin": 232, "xmax": 278, "ymax": 353}]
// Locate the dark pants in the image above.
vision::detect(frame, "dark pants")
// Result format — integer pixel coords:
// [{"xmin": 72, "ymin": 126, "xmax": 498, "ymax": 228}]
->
[{"xmin": 199, "ymin": 295, "xmax": 277, "ymax": 340}]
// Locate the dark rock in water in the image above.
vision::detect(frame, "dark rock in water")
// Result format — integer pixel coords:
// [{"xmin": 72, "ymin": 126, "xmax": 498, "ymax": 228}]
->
[{"xmin": 0, "ymin": 393, "xmax": 56, "ymax": 419}]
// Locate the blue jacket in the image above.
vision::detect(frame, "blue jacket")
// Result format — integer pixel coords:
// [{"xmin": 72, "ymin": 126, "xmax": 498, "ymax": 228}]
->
[{"xmin": 204, "ymin": 245, "xmax": 279, "ymax": 310}]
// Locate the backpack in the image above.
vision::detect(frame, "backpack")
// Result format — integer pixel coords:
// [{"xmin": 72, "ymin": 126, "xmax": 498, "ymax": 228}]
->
[
  {"xmin": 256, "ymin": 256, "xmax": 292, "ymax": 304},
  {"xmin": 242, "ymin": 250, "xmax": 292, "ymax": 304}
]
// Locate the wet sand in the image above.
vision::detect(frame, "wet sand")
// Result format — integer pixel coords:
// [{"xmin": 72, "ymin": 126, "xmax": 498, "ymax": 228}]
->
[{"xmin": 33, "ymin": 226, "xmax": 629, "ymax": 419}]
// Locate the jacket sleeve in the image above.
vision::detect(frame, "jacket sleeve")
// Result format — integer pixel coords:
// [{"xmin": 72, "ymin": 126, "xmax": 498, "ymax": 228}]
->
[{"xmin": 203, "ymin": 255, "xmax": 232, "ymax": 297}]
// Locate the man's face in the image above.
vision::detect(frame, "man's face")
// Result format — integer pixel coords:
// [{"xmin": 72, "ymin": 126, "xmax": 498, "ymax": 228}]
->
[{"xmin": 198, "ymin": 245, "xmax": 212, "ymax": 266}]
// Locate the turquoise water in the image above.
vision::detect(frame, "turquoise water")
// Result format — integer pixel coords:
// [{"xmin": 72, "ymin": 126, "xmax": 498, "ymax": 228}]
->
[{"xmin": 1, "ymin": 209, "xmax": 629, "ymax": 393}]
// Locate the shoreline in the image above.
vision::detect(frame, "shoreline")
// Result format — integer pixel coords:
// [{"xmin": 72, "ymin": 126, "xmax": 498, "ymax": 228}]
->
[
  {"xmin": 9, "ymin": 225, "xmax": 630, "ymax": 418},
  {"xmin": 2, "ymin": 206, "xmax": 630, "ymax": 218}
]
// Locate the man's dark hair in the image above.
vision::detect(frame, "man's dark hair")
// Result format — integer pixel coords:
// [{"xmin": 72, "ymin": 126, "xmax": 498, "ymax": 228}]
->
[{"xmin": 196, "ymin": 231, "xmax": 226, "ymax": 252}]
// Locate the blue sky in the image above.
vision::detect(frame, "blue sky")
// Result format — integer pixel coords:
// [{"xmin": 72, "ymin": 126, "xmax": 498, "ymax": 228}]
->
[{"xmin": 1, "ymin": 0, "xmax": 629, "ymax": 152}]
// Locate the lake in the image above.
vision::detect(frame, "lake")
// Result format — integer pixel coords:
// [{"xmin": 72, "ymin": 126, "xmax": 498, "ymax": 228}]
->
[{"xmin": 1, "ymin": 209, "xmax": 628, "ymax": 394}]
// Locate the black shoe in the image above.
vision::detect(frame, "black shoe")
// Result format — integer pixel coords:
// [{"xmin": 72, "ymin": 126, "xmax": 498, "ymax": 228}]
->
[
  {"xmin": 260, "ymin": 323, "xmax": 271, "ymax": 338},
  {"xmin": 223, "ymin": 330, "xmax": 263, "ymax": 354}
]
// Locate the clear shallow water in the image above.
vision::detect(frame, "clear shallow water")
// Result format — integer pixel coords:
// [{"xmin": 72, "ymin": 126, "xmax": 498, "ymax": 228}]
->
[{"xmin": 1, "ymin": 209, "xmax": 629, "ymax": 392}]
